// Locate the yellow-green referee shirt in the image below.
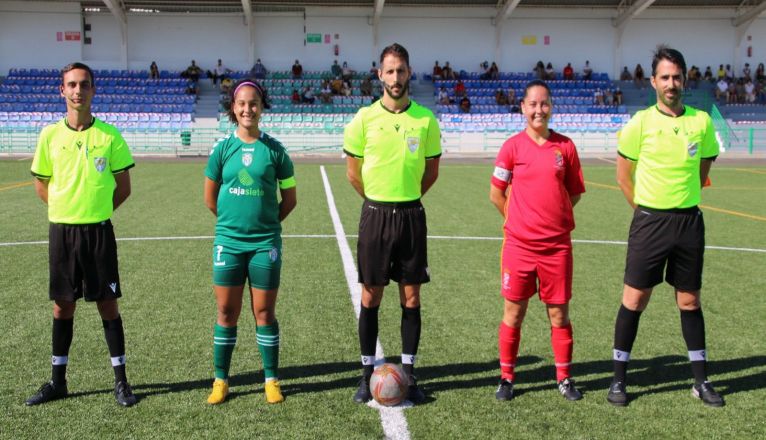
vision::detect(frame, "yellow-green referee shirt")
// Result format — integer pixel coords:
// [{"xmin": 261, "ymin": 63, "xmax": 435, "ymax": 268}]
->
[
  {"xmin": 31, "ymin": 118, "xmax": 135, "ymax": 224},
  {"xmin": 344, "ymin": 100, "xmax": 441, "ymax": 202},
  {"xmin": 618, "ymin": 105, "xmax": 719, "ymax": 209}
]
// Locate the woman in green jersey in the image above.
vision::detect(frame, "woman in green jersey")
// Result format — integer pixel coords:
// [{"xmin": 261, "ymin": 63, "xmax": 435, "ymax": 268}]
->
[{"xmin": 203, "ymin": 78, "xmax": 297, "ymax": 405}]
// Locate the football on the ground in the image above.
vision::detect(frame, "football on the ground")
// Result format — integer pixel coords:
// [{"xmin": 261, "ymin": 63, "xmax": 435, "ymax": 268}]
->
[{"xmin": 369, "ymin": 363, "xmax": 408, "ymax": 406}]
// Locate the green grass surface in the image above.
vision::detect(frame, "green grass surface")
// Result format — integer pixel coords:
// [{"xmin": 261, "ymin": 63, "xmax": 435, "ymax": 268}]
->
[{"xmin": 1, "ymin": 159, "xmax": 765, "ymax": 439}]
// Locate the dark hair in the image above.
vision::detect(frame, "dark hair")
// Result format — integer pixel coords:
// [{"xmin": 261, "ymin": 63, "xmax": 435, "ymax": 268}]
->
[
  {"xmin": 226, "ymin": 78, "xmax": 270, "ymax": 124},
  {"xmin": 652, "ymin": 45, "xmax": 687, "ymax": 78},
  {"xmin": 522, "ymin": 79, "xmax": 551, "ymax": 101},
  {"xmin": 379, "ymin": 43, "xmax": 410, "ymax": 67},
  {"xmin": 61, "ymin": 62, "xmax": 94, "ymax": 85}
]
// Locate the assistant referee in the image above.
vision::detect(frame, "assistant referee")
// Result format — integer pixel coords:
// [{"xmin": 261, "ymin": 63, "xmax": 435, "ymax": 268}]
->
[
  {"xmin": 27, "ymin": 62, "xmax": 136, "ymax": 407},
  {"xmin": 344, "ymin": 43, "xmax": 441, "ymax": 405},
  {"xmin": 608, "ymin": 46, "xmax": 723, "ymax": 407}
]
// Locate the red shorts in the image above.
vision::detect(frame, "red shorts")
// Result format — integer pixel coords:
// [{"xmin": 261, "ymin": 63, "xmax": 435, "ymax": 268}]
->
[{"xmin": 500, "ymin": 237, "xmax": 572, "ymax": 305}]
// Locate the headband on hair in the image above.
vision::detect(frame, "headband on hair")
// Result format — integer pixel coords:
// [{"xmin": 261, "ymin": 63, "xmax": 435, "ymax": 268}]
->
[{"xmin": 233, "ymin": 81, "xmax": 262, "ymax": 97}]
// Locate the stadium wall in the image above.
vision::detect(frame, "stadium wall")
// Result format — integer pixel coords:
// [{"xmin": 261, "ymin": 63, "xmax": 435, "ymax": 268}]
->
[{"xmin": 0, "ymin": 1, "xmax": 765, "ymax": 79}]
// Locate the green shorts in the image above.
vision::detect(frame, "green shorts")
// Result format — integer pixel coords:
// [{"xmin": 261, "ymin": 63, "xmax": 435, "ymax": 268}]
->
[{"xmin": 212, "ymin": 244, "xmax": 281, "ymax": 289}]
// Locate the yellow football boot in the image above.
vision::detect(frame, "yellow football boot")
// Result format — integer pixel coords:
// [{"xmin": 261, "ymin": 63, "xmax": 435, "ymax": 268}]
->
[
  {"xmin": 264, "ymin": 380, "xmax": 284, "ymax": 404},
  {"xmin": 207, "ymin": 379, "xmax": 229, "ymax": 405}
]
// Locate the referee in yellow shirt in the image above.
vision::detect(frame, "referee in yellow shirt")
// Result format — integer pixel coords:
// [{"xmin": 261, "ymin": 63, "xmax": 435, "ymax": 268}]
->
[
  {"xmin": 608, "ymin": 46, "xmax": 723, "ymax": 408},
  {"xmin": 344, "ymin": 43, "xmax": 441, "ymax": 405},
  {"xmin": 27, "ymin": 62, "xmax": 136, "ymax": 407}
]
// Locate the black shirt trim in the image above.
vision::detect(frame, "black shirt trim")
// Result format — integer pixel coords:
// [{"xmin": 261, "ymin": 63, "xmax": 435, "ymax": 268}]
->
[
  {"xmin": 113, "ymin": 163, "xmax": 135, "ymax": 174},
  {"xmin": 343, "ymin": 149, "xmax": 363, "ymax": 159}
]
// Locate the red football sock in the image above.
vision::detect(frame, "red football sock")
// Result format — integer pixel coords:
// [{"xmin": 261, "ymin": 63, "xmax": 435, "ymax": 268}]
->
[
  {"xmin": 551, "ymin": 323, "xmax": 573, "ymax": 382},
  {"xmin": 498, "ymin": 322, "xmax": 521, "ymax": 381}
]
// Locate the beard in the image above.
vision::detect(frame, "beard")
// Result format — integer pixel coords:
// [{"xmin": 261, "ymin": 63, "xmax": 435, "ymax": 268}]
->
[
  {"xmin": 657, "ymin": 88, "xmax": 681, "ymax": 109},
  {"xmin": 383, "ymin": 79, "xmax": 410, "ymax": 100}
]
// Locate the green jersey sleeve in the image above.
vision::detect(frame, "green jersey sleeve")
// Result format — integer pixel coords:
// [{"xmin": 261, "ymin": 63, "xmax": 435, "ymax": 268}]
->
[
  {"xmin": 617, "ymin": 112, "xmax": 643, "ymax": 161},
  {"xmin": 276, "ymin": 148, "xmax": 296, "ymax": 189},
  {"xmin": 343, "ymin": 110, "xmax": 365, "ymax": 158},
  {"xmin": 205, "ymin": 138, "xmax": 226, "ymax": 183},
  {"xmin": 31, "ymin": 126, "xmax": 52, "ymax": 178},
  {"xmin": 700, "ymin": 115, "xmax": 720, "ymax": 159},
  {"xmin": 425, "ymin": 113, "xmax": 442, "ymax": 159},
  {"xmin": 109, "ymin": 129, "xmax": 135, "ymax": 173}
]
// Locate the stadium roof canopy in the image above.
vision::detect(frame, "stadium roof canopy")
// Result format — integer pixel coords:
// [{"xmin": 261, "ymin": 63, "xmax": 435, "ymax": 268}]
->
[{"xmin": 35, "ymin": 0, "xmax": 766, "ymax": 15}]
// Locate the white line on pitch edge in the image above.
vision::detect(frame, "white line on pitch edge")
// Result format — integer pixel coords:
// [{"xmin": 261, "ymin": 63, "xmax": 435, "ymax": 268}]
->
[
  {"xmin": 319, "ymin": 166, "xmax": 412, "ymax": 440},
  {"xmin": 1, "ymin": 235, "xmax": 764, "ymax": 254}
]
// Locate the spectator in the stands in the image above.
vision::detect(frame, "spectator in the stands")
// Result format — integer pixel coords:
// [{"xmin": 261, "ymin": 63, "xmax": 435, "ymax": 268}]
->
[
  {"xmin": 495, "ymin": 88, "xmax": 509, "ymax": 106},
  {"xmin": 756, "ymin": 62, "xmax": 765, "ymax": 82},
  {"xmin": 703, "ymin": 66, "xmax": 713, "ymax": 83},
  {"xmin": 442, "ymin": 62, "xmax": 457, "ymax": 80},
  {"xmin": 250, "ymin": 59, "xmax": 267, "ymax": 79},
  {"xmin": 454, "ymin": 79, "xmax": 466, "ymax": 98},
  {"xmin": 331, "ymin": 60, "xmax": 342, "ymax": 78},
  {"xmin": 438, "ymin": 87, "xmax": 450, "ymax": 105},
  {"xmin": 360, "ymin": 76, "xmax": 373, "ymax": 96},
  {"xmin": 620, "ymin": 66, "xmax": 632, "ymax": 81},
  {"xmin": 633, "ymin": 64, "xmax": 645, "ymax": 88},
  {"xmin": 292, "ymin": 59, "xmax": 303, "ymax": 79},
  {"xmin": 755, "ymin": 80, "xmax": 766, "ymax": 104},
  {"xmin": 507, "ymin": 88, "xmax": 517, "ymax": 107},
  {"xmin": 489, "ymin": 62, "xmax": 500, "ymax": 80},
  {"xmin": 686, "ymin": 66, "xmax": 699, "ymax": 89},
  {"xmin": 582, "ymin": 60, "xmax": 593, "ymax": 81},
  {"xmin": 715, "ymin": 77, "xmax": 729, "ymax": 102},
  {"xmin": 563, "ymin": 63, "xmax": 574, "ymax": 81},
  {"xmin": 545, "ymin": 63, "xmax": 556, "ymax": 80},
  {"xmin": 717, "ymin": 64, "xmax": 725, "ymax": 81},
  {"xmin": 594, "ymin": 89, "xmax": 604, "ymax": 105},
  {"xmin": 341, "ymin": 62, "xmax": 354, "ymax": 82},
  {"xmin": 182, "ymin": 60, "xmax": 203, "ymax": 83},
  {"xmin": 725, "ymin": 64, "xmax": 733, "ymax": 81},
  {"xmin": 301, "ymin": 86, "xmax": 315, "ymax": 104},
  {"xmin": 341, "ymin": 80, "xmax": 352, "ymax": 97},
  {"xmin": 604, "ymin": 88, "xmax": 614, "ymax": 106},
  {"xmin": 479, "ymin": 61, "xmax": 491, "ymax": 80},
  {"xmin": 534, "ymin": 61, "xmax": 546, "ymax": 80},
  {"xmin": 734, "ymin": 79, "xmax": 745, "ymax": 103},
  {"xmin": 614, "ymin": 87, "xmax": 623, "ymax": 106},
  {"xmin": 459, "ymin": 96, "xmax": 471, "ymax": 113},
  {"xmin": 330, "ymin": 77, "xmax": 344, "ymax": 95},
  {"xmin": 744, "ymin": 78, "xmax": 756, "ymax": 103},
  {"xmin": 320, "ymin": 80, "xmax": 333, "ymax": 104},
  {"xmin": 210, "ymin": 59, "xmax": 231, "ymax": 86},
  {"xmin": 432, "ymin": 61, "xmax": 443, "ymax": 81},
  {"xmin": 220, "ymin": 77, "xmax": 233, "ymax": 94},
  {"xmin": 369, "ymin": 62, "xmax": 378, "ymax": 80},
  {"xmin": 743, "ymin": 63, "xmax": 752, "ymax": 81},
  {"xmin": 727, "ymin": 80, "xmax": 737, "ymax": 104},
  {"xmin": 149, "ymin": 61, "xmax": 160, "ymax": 80},
  {"xmin": 291, "ymin": 88, "xmax": 301, "ymax": 104}
]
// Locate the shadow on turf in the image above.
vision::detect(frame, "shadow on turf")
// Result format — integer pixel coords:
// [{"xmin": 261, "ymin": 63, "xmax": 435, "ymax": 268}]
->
[{"xmin": 56, "ymin": 355, "xmax": 764, "ymax": 404}]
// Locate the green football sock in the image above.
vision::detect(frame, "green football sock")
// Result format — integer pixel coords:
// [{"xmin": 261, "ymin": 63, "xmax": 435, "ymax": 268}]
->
[
  {"xmin": 213, "ymin": 324, "xmax": 237, "ymax": 380},
  {"xmin": 256, "ymin": 321, "xmax": 280, "ymax": 381}
]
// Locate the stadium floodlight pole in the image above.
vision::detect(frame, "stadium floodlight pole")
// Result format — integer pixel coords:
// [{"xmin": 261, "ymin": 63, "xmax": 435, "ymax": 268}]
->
[
  {"xmin": 101, "ymin": 0, "xmax": 128, "ymax": 68},
  {"xmin": 372, "ymin": 0, "xmax": 385, "ymax": 52},
  {"xmin": 241, "ymin": 0, "xmax": 255, "ymax": 67},
  {"xmin": 493, "ymin": 0, "xmax": 521, "ymax": 68},
  {"xmin": 611, "ymin": 0, "xmax": 655, "ymax": 29}
]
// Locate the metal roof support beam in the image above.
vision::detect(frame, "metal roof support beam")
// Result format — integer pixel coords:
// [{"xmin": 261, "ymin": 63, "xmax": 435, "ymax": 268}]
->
[
  {"xmin": 242, "ymin": 0, "xmax": 255, "ymax": 68},
  {"xmin": 102, "ymin": 0, "xmax": 128, "ymax": 68},
  {"xmin": 494, "ymin": 0, "xmax": 521, "ymax": 24},
  {"xmin": 612, "ymin": 0, "xmax": 655, "ymax": 29},
  {"xmin": 732, "ymin": 0, "xmax": 766, "ymax": 27},
  {"xmin": 372, "ymin": 0, "xmax": 385, "ymax": 52}
]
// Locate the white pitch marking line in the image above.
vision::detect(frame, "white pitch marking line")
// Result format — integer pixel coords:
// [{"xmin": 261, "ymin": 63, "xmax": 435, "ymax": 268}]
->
[
  {"xmin": 319, "ymin": 166, "xmax": 412, "ymax": 440},
  {"xmin": 1, "ymin": 235, "xmax": 765, "ymax": 254}
]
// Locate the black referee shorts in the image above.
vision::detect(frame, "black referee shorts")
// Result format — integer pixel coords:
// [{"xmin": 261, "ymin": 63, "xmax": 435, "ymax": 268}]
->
[
  {"xmin": 357, "ymin": 199, "xmax": 430, "ymax": 286},
  {"xmin": 624, "ymin": 206, "xmax": 705, "ymax": 291},
  {"xmin": 48, "ymin": 220, "xmax": 122, "ymax": 302}
]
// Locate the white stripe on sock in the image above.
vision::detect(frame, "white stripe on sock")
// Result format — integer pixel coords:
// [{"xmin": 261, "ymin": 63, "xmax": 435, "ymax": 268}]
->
[
  {"xmin": 51, "ymin": 355, "xmax": 68, "ymax": 365},
  {"xmin": 689, "ymin": 349, "xmax": 707, "ymax": 362},
  {"xmin": 613, "ymin": 349, "xmax": 630, "ymax": 362},
  {"xmin": 111, "ymin": 355, "xmax": 126, "ymax": 367},
  {"xmin": 361, "ymin": 355, "xmax": 375, "ymax": 366},
  {"xmin": 401, "ymin": 354, "xmax": 416, "ymax": 365}
]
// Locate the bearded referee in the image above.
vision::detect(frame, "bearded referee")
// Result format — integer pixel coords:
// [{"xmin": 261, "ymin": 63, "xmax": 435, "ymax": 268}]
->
[
  {"xmin": 344, "ymin": 43, "xmax": 441, "ymax": 405},
  {"xmin": 607, "ymin": 46, "xmax": 723, "ymax": 407},
  {"xmin": 26, "ymin": 62, "xmax": 136, "ymax": 407}
]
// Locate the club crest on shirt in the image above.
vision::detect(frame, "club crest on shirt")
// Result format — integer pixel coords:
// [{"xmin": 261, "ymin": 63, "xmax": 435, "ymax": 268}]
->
[
  {"xmin": 687, "ymin": 142, "xmax": 698, "ymax": 157},
  {"xmin": 94, "ymin": 157, "xmax": 107, "ymax": 173},
  {"xmin": 406, "ymin": 136, "xmax": 420, "ymax": 153},
  {"xmin": 554, "ymin": 149, "xmax": 564, "ymax": 169},
  {"xmin": 242, "ymin": 152, "xmax": 253, "ymax": 167},
  {"xmin": 269, "ymin": 247, "xmax": 279, "ymax": 263}
]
